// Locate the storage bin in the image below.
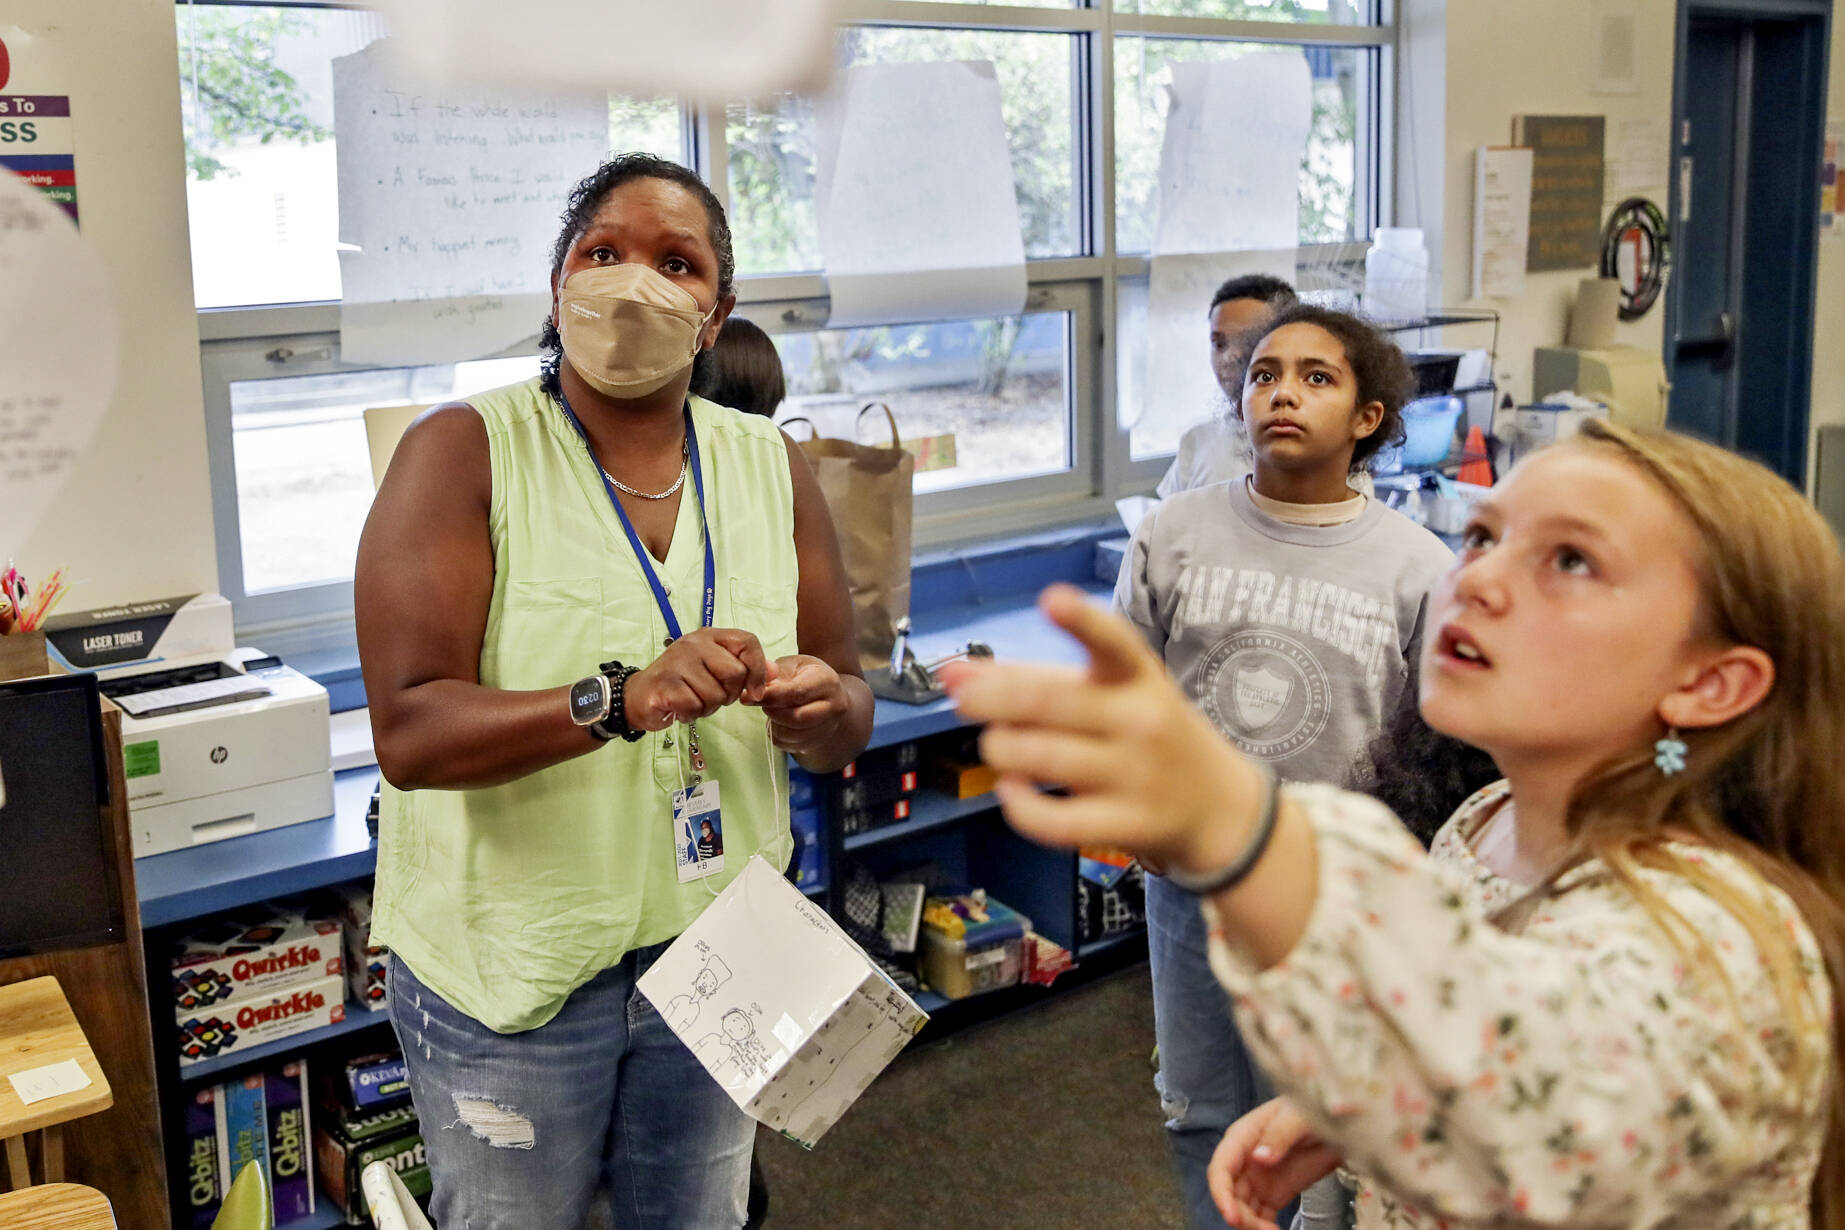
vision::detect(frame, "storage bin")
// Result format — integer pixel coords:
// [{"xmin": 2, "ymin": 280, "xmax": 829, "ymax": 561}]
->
[
  {"xmin": 918, "ymin": 893, "xmax": 1030, "ymax": 1000},
  {"xmin": 1399, "ymin": 395, "xmax": 1465, "ymax": 468}
]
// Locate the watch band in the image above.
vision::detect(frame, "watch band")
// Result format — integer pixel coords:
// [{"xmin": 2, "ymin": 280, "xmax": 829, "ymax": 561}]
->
[
  {"xmin": 1164, "ymin": 766, "xmax": 1282, "ymax": 895},
  {"xmin": 587, "ymin": 660, "xmax": 646, "ymax": 743}
]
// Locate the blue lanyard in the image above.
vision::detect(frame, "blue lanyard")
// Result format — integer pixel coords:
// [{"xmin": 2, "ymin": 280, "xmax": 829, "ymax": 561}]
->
[{"xmin": 556, "ymin": 390, "xmax": 715, "ymax": 642}]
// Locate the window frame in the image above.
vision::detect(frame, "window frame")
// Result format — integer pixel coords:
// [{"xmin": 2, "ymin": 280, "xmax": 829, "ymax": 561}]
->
[{"xmin": 187, "ymin": 0, "xmax": 1394, "ymax": 653}]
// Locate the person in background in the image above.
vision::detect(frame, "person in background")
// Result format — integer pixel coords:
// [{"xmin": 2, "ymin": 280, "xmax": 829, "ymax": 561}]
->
[
  {"xmin": 948, "ymin": 416, "xmax": 1844, "ymax": 1229},
  {"xmin": 355, "ymin": 153, "xmax": 873, "ymax": 1230},
  {"xmin": 695, "ymin": 315, "xmax": 787, "ymax": 419},
  {"xmin": 1117, "ymin": 305, "xmax": 1452, "ymax": 1230},
  {"xmin": 1157, "ymin": 274, "xmax": 1299, "ymax": 499}
]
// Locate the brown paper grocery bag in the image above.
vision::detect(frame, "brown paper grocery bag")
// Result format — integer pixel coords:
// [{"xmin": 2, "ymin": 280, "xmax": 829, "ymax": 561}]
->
[{"xmin": 783, "ymin": 404, "xmax": 914, "ymax": 673}]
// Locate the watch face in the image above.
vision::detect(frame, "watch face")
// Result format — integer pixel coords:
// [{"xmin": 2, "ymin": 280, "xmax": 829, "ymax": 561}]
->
[{"xmin": 569, "ymin": 676, "xmax": 610, "ymax": 725}]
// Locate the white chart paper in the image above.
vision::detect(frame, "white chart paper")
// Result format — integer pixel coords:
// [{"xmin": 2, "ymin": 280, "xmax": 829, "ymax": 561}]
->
[
  {"xmin": 0, "ymin": 168, "xmax": 118, "ymax": 562},
  {"xmin": 1152, "ymin": 55, "xmax": 1312, "ymax": 257},
  {"xmin": 1132, "ymin": 54, "xmax": 1309, "ymax": 454},
  {"xmin": 373, "ymin": 0, "xmax": 838, "ymax": 105},
  {"xmin": 332, "ymin": 40, "xmax": 608, "ymax": 366},
  {"xmin": 815, "ymin": 61, "xmax": 1027, "ymax": 329},
  {"xmin": 1473, "ymin": 146, "xmax": 1533, "ymax": 299}
]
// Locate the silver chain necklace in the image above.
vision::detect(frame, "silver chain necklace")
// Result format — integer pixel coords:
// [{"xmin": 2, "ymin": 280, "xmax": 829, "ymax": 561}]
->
[{"xmin": 602, "ymin": 439, "xmax": 689, "ymax": 501}]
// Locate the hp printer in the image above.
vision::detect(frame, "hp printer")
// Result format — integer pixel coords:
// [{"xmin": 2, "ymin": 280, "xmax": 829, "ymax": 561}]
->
[{"xmin": 43, "ymin": 594, "xmax": 334, "ymax": 858}]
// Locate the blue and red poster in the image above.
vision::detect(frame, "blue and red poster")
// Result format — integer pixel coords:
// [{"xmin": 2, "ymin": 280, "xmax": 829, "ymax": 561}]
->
[{"xmin": 0, "ymin": 27, "xmax": 78, "ymax": 225}]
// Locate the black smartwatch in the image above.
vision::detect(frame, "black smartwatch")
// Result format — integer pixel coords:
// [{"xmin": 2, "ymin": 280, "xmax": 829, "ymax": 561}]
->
[{"xmin": 568, "ymin": 660, "xmax": 644, "ymax": 742}]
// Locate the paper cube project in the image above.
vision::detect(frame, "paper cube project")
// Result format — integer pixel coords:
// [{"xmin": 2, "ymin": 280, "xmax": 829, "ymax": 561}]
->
[{"xmin": 638, "ymin": 856, "xmax": 928, "ymax": 1148}]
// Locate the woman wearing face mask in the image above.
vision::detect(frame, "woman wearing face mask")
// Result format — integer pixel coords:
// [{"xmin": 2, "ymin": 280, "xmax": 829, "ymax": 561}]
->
[{"xmin": 354, "ymin": 153, "xmax": 873, "ymax": 1230}]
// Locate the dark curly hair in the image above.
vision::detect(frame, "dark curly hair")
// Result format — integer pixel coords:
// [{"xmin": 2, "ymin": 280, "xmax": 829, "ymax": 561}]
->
[
  {"xmin": 1352, "ymin": 675, "xmax": 1503, "ymax": 848},
  {"xmin": 1233, "ymin": 302, "xmax": 1415, "ymax": 473},
  {"xmin": 538, "ymin": 153, "xmax": 735, "ymax": 399}
]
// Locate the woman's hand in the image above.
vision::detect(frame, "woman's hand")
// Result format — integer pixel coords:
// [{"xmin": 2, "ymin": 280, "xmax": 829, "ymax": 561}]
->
[
  {"xmin": 1208, "ymin": 1098, "xmax": 1343, "ymax": 1230},
  {"xmin": 749, "ymin": 655, "xmax": 850, "ymax": 754},
  {"xmin": 624, "ymin": 628, "xmax": 770, "ymax": 731},
  {"xmin": 938, "ymin": 584, "xmax": 1267, "ymax": 876}
]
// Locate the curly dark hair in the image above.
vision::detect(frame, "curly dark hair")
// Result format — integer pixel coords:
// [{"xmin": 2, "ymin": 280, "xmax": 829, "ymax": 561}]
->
[
  {"xmin": 1207, "ymin": 273, "xmax": 1296, "ymax": 315},
  {"xmin": 538, "ymin": 153, "xmax": 734, "ymax": 399},
  {"xmin": 1352, "ymin": 675, "xmax": 1503, "ymax": 848},
  {"xmin": 1232, "ymin": 302, "xmax": 1415, "ymax": 473}
]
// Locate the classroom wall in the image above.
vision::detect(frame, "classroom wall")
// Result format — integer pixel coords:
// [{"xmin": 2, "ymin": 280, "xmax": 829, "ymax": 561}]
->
[
  {"xmin": 11, "ymin": 0, "xmax": 217, "ymax": 609},
  {"xmin": 1427, "ymin": 0, "xmax": 1677, "ymax": 406}
]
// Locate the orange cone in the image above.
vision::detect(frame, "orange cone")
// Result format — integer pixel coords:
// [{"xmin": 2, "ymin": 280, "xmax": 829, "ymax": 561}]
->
[{"xmin": 1458, "ymin": 426, "xmax": 1493, "ymax": 487}]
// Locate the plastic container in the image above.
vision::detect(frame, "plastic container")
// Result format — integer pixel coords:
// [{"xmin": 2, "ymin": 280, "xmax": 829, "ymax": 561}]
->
[
  {"xmin": 1399, "ymin": 395, "xmax": 1465, "ymax": 468},
  {"xmin": 1365, "ymin": 227, "xmax": 1428, "ymax": 324},
  {"xmin": 919, "ymin": 894, "xmax": 1031, "ymax": 1000}
]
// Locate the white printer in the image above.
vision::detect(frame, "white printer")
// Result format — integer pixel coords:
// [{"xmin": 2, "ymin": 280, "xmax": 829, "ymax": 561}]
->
[{"xmin": 43, "ymin": 594, "xmax": 334, "ymax": 858}]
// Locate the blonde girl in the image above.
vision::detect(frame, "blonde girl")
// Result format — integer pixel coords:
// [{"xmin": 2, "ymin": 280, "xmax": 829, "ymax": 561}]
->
[{"xmin": 943, "ymin": 421, "xmax": 1844, "ymax": 1228}]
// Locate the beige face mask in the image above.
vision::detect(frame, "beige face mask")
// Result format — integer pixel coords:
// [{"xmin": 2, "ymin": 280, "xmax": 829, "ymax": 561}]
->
[{"xmin": 556, "ymin": 264, "xmax": 717, "ymax": 399}]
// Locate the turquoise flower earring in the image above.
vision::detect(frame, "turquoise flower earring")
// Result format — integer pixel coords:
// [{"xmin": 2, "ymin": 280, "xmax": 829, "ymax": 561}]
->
[{"xmin": 1654, "ymin": 729, "xmax": 1688, "ymax": 776}]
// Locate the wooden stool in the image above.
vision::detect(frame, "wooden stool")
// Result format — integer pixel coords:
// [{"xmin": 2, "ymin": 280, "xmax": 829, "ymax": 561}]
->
[
  {"xmin": 0, "ymin": 979, "xmax": 112, "ymax": 1190},
  {"xmin": 0, "ymin": 1182, "xmax": 117, "ymax": 1229}
]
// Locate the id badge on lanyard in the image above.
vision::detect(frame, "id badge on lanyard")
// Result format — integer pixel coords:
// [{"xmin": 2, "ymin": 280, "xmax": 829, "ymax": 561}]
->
[{"xmin": 556, "ymin": 392, "xmax": 722, "ymax": 877}]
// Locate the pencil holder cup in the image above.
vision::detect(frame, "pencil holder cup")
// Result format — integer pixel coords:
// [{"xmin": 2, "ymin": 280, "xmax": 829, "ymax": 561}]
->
[{"xmin": 0, "ymin": 630, "xmax": 51, "ymax": 681}]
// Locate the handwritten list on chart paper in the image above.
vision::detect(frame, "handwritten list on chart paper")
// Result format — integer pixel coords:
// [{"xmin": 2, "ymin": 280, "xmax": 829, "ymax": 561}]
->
[{"xmin": 332, "ymin": 40, "xmax": 607, "ymax": 366}]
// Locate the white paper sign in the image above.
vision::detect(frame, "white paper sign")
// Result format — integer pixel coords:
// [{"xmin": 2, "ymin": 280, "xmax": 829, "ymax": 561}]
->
[
  {"xmin": 1138, "ymin": 249, "xmax": 1296, "ymax": 457},
  {"xmin": 332, "ymin": 39, "xmax": 609, "ymax": 366},
  {"xmin": 1473, "ymin": 146, "xmax": 1533, "ymax": 299},
  {"xmin": 373, "ymin": 0, "xmax": 838, "ymax": 105},
  {"xmin": 815, "ymin": 61, "xmax": 1027, "ymax": 329},
  {"xmin": 0, "ymin": 167, "xmax": 118, "ymax": 563},
  {"xmin": 1610, "ymin": 118, "xmax": 1670, "ymax": 197},
  {"xmin": 638, "ymin": 856, "xmax": 927, "ymax": 1148},
  {"xmin": 8, "ymin": 1058, "xmax": 92, "ymax": 1105},
  {"xmin": 1152, "ymin": 55, "xmax": 1312, "ymax": 257}
]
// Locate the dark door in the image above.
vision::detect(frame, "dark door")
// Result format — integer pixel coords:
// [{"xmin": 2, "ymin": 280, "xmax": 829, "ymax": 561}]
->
[{"xmin": 1666, "ymin": 2, "xmax": 1830, "ymax": 483}]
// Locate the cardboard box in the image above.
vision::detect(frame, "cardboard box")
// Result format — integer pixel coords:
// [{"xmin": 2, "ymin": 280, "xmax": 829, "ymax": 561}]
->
[
  {"xmin": 838, "ymin": 797, "xmax": 913, "ymax": 836},
  {"xmin": 264, "ymin": 1061, "xmax": 316, "ymax": 1222},
  {"xmin": 637, "ymin": 856, "xmax": 927, "ymax": 1148},
  {"xmin": 181, "ymin": 1086, "xmax": 225, "ymax": 1229},
  {"xmin": 340, "ymin": 887, "xmax": 389, "ymax": 1012},
  {"xmin": 178, "ymin": 974, "xmax": 346, "ymax": 1068},
  {"xmin": 316, "ymin": 1098, "xmax": 419, "ymax": 1148},
  {"xmin": 214, "ymin": 1073, "xmax": 269, "ymax": 1195},
  {"xmin": 324, "ymin": 1051, "xmax": 411, "ymax": 1112},
  {"xmin": 171, "ymin": 900, "xmax": 344, "ymax": 1017},
  {"xmin": 927, "ymin": 756, "xmax": 998, "ymax": 801},
  {"xmin": 316, "ymin": 1125, "xmax": 430, "ymax": 1225}
]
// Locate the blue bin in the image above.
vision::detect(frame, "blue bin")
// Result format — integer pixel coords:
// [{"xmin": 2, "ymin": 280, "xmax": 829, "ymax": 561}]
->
[{"xmin": 1398, "ymin": 395, "xmax": 1464, "ymax": 468}]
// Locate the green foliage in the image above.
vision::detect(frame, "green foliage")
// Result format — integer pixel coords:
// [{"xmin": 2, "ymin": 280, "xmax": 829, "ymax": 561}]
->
[{"xmin": 177, "ymin": 8, "xmax": 328, "ymax": 181}]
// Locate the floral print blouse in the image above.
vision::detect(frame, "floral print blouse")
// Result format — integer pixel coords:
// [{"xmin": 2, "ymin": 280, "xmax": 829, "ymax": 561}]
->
[{"xmin": 1205, "ymin": 781, "xmax": 1831, "ymax": 1229}]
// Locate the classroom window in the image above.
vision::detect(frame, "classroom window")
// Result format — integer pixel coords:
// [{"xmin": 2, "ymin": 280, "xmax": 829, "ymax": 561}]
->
[
  {"xmin": 1113, "ymin": 39, "xmax": 1368, "ymax": 254},
  {"xmin": 769, "ymin": 311, "xmax": 1072, "ymax": 495},
  {"xmin": 181, "ymin": 0, "xmax": 1390, "ymax": 649},
  {"xmin": 176, "ymin": 4, "xmax": 683, "ymax": 309},
  {"xmin": 726, "ymin": 27, "xmax": 1083, "ymax": 276},
  {"xmin": 225, "ymin": 357, "xmax": 536, "ymax": 594},
  {"xmin": 1111, "ymin": 0, "xmax": 1374, "ymax": 21}
]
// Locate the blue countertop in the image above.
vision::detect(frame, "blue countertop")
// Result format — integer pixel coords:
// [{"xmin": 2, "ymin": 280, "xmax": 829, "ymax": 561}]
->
[{"xmin": 136, "ymin": 582, "xmax": 1111, "ymax": 927}]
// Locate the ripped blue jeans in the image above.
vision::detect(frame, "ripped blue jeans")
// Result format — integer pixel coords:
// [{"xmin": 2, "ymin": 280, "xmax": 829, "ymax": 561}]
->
[{"xmin": 390, "ymin": 949, "xmax": 752, "ymax": 1230}]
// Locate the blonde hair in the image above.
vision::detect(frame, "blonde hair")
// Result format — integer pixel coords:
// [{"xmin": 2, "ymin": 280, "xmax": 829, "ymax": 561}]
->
[{"xmin": 1552, "ymin": 420, "xmax": 1845, "ymax": 1225}]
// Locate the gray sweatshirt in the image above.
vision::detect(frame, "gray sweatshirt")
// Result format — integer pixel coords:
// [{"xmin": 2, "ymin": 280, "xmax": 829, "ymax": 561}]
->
[{"xmin": 1116, "ymin": 479, "xmax": 1452, "ymax": 788}]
